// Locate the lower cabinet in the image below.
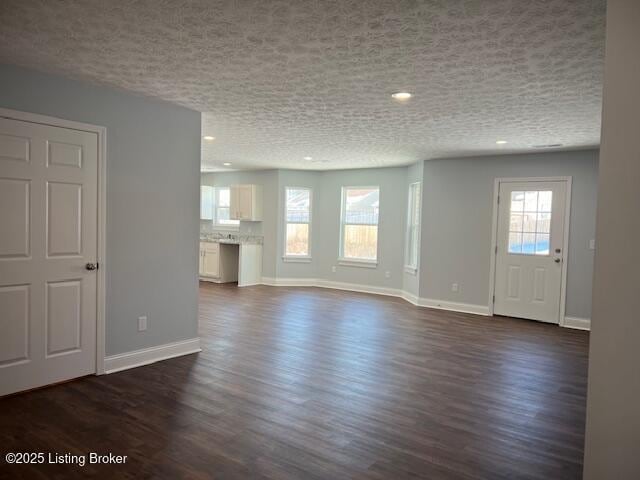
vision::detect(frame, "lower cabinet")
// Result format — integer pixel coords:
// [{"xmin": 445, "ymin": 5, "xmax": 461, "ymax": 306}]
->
[
  {"xmin": 199, "ymin": 241, "xmax": 239, "ymax": 283},
  {"xmin": 200, "ymin": 242, "xmax": 219, "ymax": 277}
]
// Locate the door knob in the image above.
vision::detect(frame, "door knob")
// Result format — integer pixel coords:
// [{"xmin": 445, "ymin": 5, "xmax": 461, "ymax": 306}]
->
[
  {"xmin": 86, "ymin": 263, "xmax": 98, "ymax": 271},
  {"xmin": 554, "ymin": 258, "xmax": 561, "ymax": 263}
]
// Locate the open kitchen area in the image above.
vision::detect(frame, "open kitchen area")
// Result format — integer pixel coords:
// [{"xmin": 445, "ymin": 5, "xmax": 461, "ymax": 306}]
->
[{"xmin": 200, "ymin": 183, "xmax": 263, "ymax": 287}]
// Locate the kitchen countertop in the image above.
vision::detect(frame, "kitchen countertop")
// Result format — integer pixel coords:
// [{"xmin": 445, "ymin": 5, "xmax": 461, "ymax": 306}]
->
[{"xmin": 200, "ymin": 233, "xmax": 263, "ymax": 245}]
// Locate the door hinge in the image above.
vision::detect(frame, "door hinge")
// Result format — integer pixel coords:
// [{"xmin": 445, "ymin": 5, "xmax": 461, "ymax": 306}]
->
[
  {"xmin": 495, "ymin": 245, "xmax": 498, "ymax": 254},
  {"xmin": 497, "ymin": 195, "xmax": 500, "ymax": 204},
  {"xmin": 492, "ymin": 295, "xmax": 495, "ymax": 303}
]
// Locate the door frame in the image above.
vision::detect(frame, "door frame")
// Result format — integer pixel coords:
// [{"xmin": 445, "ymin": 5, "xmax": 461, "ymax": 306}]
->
[
  {"xmin": 0, "ymin": 107, "xmax": 107, "ymax": 374},
  {"xmin": 488, "ymin": 176, "xmax": 572, "ymax": 326}
]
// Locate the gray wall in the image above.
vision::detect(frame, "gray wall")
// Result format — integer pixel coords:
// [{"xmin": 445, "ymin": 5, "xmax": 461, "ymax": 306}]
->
[
  {"xmin": 584, "ymin": 0, "xmax": 640, "ymax": 477},
  {"xmin": 420, "ymin": 150, "xmax": 598, "ymax": 319},
  {"xmin": 204, "ymin": 167, "xmax": 408, "ymax": 289},
  {"xmin": 205, "ymin": 151, "xmax": 598, "ymax": 314},
  {"xmin": 276, "ymin": 170, "xmax": 321, "ymax": 279},
  {"xmin": 0, "ymin": 64, "xmax": 201, "ymax": 356},
  {"xmin": 314, "ymin": 167, "xmax": 408, "ymax": 289}
]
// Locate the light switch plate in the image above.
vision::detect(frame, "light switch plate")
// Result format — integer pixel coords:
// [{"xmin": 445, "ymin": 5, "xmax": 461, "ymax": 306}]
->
[{"xmin": 138, "ymin": 316, "xmax": 147, "ymax": 332}]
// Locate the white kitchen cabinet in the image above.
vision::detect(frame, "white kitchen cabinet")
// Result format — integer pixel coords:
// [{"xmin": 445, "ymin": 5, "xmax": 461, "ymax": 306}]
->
[
  {"xmin": 200, "ymin": 241, "xmax": 219, "ymax": 278},
  {"xmin": 199, "ymin": 241, "xmax": 239, "ymax": 283},
  {"xmin": 230, "ymin": 184, "xmax": 263, "ymax": 221}
]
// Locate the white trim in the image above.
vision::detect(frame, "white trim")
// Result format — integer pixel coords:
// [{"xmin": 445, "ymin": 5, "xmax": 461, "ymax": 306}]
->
[
  {"xmin": 488, "ymin": 176, "xmax": 572, "ymax": 325},
  {"xmin": 0, "ymin": 107, "xmax": 108, "ymax": 375},
  {"xmin": 262, "ymin": 277, "xmax": 400, "ymax": 296},
  {"xmin": 315, "ymin": 279, "xmax": 401, "ymax": 297},
  {"xmin": 401, "ymin": 290, "xmax": 420, "ymax": 305},
  {"xmin": 282, "ymin": 256, "xmax": 312, "ymax": 263},
  {"xmin": 563, "ymin": 316, "xmax": 591, "ymax": 331},
  {"xmin": 559, "ymin": 178, "xmax": 573, "ymax": 326},
  {"xmin": 261, "ymin": 276, "xmax": 317, "ymax": 287},
  {"xmin": 337, "ymin": 258, "xmax": 378, "ymax": 268},
  {"xmin": 260, "ymin": 277, "xmax": 489, "ymax": 315},
  {"xmin": 415, "ymin": 298, "xmax": 491, "ymax": 316},
  {"xmin": 283, "ymin": 186, "xmax": 312, "ymax": 259},
  {"xmin": 104, "ymin": 338, "xmax": 201, "ymax": 374},
  {"xmin": 404, "ymin": 181, "xmax": 422, "ymax": 273},
  {"xmin": 339, "ymin": 185, "xmax": 380, "ymax": 263}
]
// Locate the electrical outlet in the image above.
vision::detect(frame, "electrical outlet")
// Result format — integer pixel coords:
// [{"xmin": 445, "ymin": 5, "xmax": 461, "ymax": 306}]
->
[
  {"xmin": 331, "ymin": 266, "xmax": 337, "ymax": 273},
  {"xmin": 138, "ymin": 316, "xmax": 147, "ymax": 332},
  {"xmin": 451, "ymin": 283, "xmax": 459, "ymax": 293},
  {"xmin": 385, "ymin": 271, "xmax": 391, "ymax": 278}
]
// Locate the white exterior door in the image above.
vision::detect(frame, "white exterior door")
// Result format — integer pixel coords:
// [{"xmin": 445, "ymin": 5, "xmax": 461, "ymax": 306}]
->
[
  {"xmin": 494, "ymin": 180, "xmax": 568, "ymax": 323},
  {"xmin": 0, "ymin": 117, "xmax": 98, "ymax": 396}
]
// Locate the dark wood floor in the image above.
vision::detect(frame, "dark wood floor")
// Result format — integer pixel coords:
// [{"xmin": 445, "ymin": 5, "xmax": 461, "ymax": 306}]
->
[{"xmin": 1, "ymin": 283, "xmax": 589, "ymax": 479}]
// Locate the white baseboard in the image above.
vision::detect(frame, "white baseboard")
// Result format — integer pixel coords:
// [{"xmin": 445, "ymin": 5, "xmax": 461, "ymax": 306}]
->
[
  {"xmin": 261, "ymin": 276, "xmax": 317, "ymax": 287},
  {"xmin": 262, "ymin": 276, "xmax": 402, "ymax": 297},
  {"xmin": 315, "ymin": 279, "xmax": 403, "ymax": 298},
  {"xmin": 104, "ymin": 338, "xmax": 201, "ymax": 374},
  {"xmin": 563, "ymin": 316, "xmax": 591, "ymax": 331},
  {"xmin": 415, "ymin": 298, "xmax": 491, "ymax": 316},
  {"xmin": 260, "ymin": 277, "xmax": 489, "ymax": 316},
  {"xmin": 401, "ymin": 290, "xmax": 420, "ymax": 306}
]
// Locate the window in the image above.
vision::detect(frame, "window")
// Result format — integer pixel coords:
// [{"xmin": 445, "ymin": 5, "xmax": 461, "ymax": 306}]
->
[
  {"xmin": 405, "ymin": 182, "xmax": 421, "ymax": 273},
  {"xmin": 284, "ymin": 187, "xmax": 311, "ymax": 258},
  {"xmin": 340, "ymin": 187, "xmax": 379, "ymax": 264},
  {"xmin": 200, "ymin": 186, "xmax": 214, "ymax": 220},
  {"xmin": 200, "ymin": 186, "xmax": 239, "ymax": 228},
  {"xmin": 215, "ymin": 187, "xmax": 239, "ymax": 227},
  {"xmin": 508, "ymin": 190, "xmax": 552, "ymax": 255}
]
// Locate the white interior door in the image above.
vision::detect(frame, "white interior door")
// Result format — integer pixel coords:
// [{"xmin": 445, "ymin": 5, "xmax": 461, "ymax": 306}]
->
[
  {"xmin": 493, "ymin": 180, "xmax": 568, "ymax": 323},
  {"xmin": 0, "ymin": 117, "xmax": 98, "ymax": 396}
]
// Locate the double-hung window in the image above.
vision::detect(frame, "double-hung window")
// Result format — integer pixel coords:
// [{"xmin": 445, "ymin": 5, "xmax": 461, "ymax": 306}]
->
[
  {"xmin": 405, "ymin": 182, "xmax": 421, "ymax": 274},
  {"xmin": 340, "ymin": 187, "xmax": 379, "ymax": 264},
  {"xmin": 284, "ymin": 187, "xmax": 312, "ymax": 259},
  {"xmin": 214, "ymin": 187, "xmax": 239, "ymax": 227},
  {"xmin": 200, "ymin": 186, "xmax": 239, "ymax": 228}
]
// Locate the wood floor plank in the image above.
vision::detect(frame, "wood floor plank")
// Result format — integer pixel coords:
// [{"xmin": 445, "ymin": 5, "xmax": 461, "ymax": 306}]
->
[{"xmin": 0, "ymin": 283, "xmax": 589, "ymax": 479}]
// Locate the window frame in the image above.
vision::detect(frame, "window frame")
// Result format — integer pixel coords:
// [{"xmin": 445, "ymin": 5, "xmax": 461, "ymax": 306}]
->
[
  {"xmin": 200, "ymin": 185, "xmax": 214, "ymax": 220},
  {"xmin": 282, "ymin": 186, "xmax": 312, "ymax": 262},
  {"xmin": 202, "ymin": 186, "xmax": 240, "ymax": 230},
  {"xmin": 404, "ymin": 182, "xmax": 421, "ymax": 275},
  {"xmin": 338, "ymin": 186, "xmax": 380, "ymax": 267}
]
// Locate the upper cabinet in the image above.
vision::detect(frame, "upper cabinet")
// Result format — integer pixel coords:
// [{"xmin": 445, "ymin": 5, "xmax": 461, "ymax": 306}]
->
[{"xmin": 230, "ymin": 184, "xmax": 263, "ymax": 221}]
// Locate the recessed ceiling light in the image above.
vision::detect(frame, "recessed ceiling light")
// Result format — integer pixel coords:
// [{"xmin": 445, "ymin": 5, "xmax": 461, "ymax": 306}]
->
[
  {"xmin": 496, "ymin": 140, "xmax": 508, "ymax": 144},
  {"xmin": 391, "ymin": 92, "xmax": 412, "ymax": 101},
  {"xmin": 303, "ymin": 156, "xmax": 313, "ymax": 161},
  {"xmin": 223, "ymin": 162, "xmax": 232, "ymax": 166},
  {"xmin": 203, "ymin": 136, "xmax": 215, "ymax": 141}
]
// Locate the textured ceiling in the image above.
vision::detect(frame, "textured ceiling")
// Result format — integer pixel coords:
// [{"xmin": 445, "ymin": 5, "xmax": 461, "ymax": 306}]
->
[{"xmin": 0, "ymin": 0, "xmax": 606, "ymax": 171}]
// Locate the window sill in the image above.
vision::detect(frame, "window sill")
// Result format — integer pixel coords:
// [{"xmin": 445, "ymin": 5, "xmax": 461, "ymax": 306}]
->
[
  {"xmin": 338, "ymin": 258, "xmax": 378, "ymax": 269},
  {"xmin": 404, "ymin": 266, "xmax": 418, "ymax": 275},
  {"xmin": 282, "ymin": 256, "xmax": 312, "ymax": 263}
]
